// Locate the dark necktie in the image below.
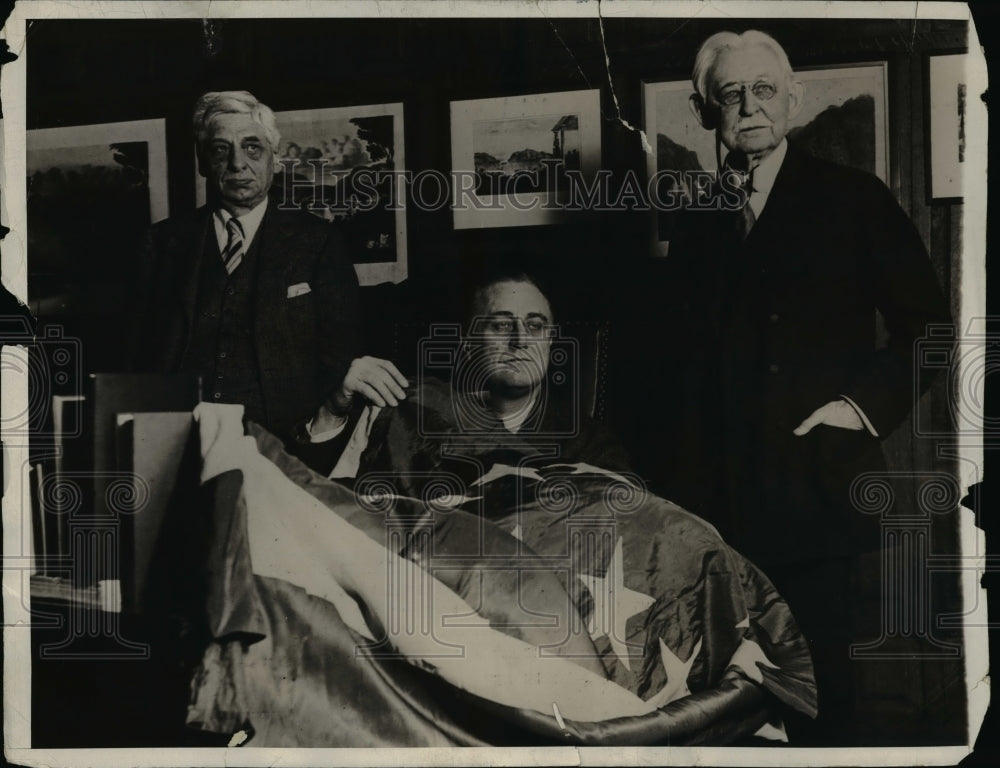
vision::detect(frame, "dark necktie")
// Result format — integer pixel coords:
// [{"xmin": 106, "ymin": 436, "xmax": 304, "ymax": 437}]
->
[
  {"xmin": 738, "ymin": 177, "xmax": 756, "ymax": 241},
  {"xmin": 731, "ymin": 168, "xmax": 756, "ymax": 242},
  {"xmin": 723, "ymin": 153, "xmax": 757, "ymax": 242},
  {"xmin": 221, "ymin": 217, "xmax": 245, "ymax": 274}
]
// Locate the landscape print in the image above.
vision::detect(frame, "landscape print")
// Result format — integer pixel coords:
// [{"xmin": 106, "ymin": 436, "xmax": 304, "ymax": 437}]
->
[
  {"xmin": 451, "ymin": 88, "xmax": 601, "ymax": 229},
  {"xmin": 270, "ymin": 103, "xmax": 407, "ymax": 283},
  {"xmin": 275, "ymin": 109, "xmax": 399, "ymax": 266},
  {"xmin": 27, "ymin": 141, "xmax": 153, "ymax": 289},
  {"xmin": 26, "ymin": 119, "xmax": 168, "ymax": 370},
  {"xmin": 472, "ymin": 113, "xmax": 581, "ymax": 196}
]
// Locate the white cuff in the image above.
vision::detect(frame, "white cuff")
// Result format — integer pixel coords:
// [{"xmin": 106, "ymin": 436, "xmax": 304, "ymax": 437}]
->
[
  {"xmin": 305, "ymin": 414, "xmax": 349, "ymax": 443},
  {"xmin": 840, "ymin": 395, "xmax": 879, "ymax": 437}
]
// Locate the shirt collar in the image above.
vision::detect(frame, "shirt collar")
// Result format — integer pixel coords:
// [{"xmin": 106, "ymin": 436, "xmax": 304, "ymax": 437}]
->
[
  {"xmin": 500, "ymin": 388, "xmax": 541, "ymax": 433},
  {"xmin": 748, "ymin": 138, "xmax": 787, "ymax": 197},
  {"xmin": 213, "ymin": 196, "xmax": 269, "ymax": 250}
]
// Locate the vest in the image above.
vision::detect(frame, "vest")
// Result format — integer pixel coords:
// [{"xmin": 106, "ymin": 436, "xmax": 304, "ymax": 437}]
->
[{"xmin": 182, "ymin": 225, "xmax": 266, "ymax": 424}]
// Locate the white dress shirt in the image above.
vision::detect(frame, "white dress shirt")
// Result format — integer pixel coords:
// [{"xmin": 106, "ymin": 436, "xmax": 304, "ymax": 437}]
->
[
  {"xmin": 316, "ymin": 389, "xmax": 542, "ymax": 479},
  {"xmin": 212, "ymin": 197, "xmax": 268, "ymax": 253},
  {"xmin": 727, "ymin": 138, "xmax": 788, "ymax": 220}
]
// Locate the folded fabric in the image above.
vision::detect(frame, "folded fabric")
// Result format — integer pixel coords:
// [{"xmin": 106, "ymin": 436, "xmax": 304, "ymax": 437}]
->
[{"xmin": 184, "ymin": 403, "xmax": 816, "ymax": 746}]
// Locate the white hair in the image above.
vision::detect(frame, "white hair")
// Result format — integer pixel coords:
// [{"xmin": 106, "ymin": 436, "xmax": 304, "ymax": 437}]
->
[
  {"xmin": 192, "ymin": 90, "xmax": 281, "ymax": 151},
  {"xmin": 691, "ymin": 30, "xmax": 794, "ymax": 99}
]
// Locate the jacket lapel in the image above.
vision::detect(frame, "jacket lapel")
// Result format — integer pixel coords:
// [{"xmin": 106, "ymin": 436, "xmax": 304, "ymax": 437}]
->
[
  {"xmin": 253, "ymin": 201, "xmax": 300, "ymax": 320},
  {"xmin": 743, "ymin": 142, "xmax": 807, "ymax": 252}
]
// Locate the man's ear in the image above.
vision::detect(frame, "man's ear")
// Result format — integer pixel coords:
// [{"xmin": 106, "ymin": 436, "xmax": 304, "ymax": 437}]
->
[
  {"xmin": 787, "ymin": 79, "xmax": 805, "ymax": 121},
  {"xmin": 689, "ymin": 93, "xmax": 717, "ymax": 130},
  {"xmin": 195, "ymin": 148, "xmax": 208, "ymax": 179}
]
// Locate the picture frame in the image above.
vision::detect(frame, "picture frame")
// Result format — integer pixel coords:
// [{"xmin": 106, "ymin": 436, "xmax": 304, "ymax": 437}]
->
[
  {"xmin": 926, "ymin": 51, "xmax": 968, "ymax": 203},
  {"xmin": 26, "ymin": 118, "xmax": 169, "ymax": 315},
  {"xmin": 450, "ymin": 88, "xmax": 602, "ymax": 229},
  {"xmin": 28, "ymin": 118, "xmax": 169, "ymax": 224},
  {"xmin": 643, "ymin": 62, "xmax": 889, "ymax": 256},
  {"xmin": 197, "ymin": 102, "xmax": 407, "ymax": 285}
]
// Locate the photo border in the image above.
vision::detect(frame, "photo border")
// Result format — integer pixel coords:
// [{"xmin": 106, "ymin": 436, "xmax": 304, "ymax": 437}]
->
[{"xmin": 0, "ymin": 3, "xmax": 988, "ymax": 766}]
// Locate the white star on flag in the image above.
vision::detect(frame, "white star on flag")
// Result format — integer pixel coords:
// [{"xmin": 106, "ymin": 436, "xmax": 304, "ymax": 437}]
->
[
  {"xmin": 646, "ymin": 637, "xmax": 702, "ymax": 707},
  {"xmin": 472, "ymin": 464, "xmax": 543, "ymax": 487},
  {"xmin": 577, "ymin": 536, "xmax": 655, "ymax": 670},
  {"xmin": 727, "ymin": 637, "xmax": 778, "ymax": 684},
  {"xmin": 511, "ymin": 524, "xmax": 523, "ymax": 542}
]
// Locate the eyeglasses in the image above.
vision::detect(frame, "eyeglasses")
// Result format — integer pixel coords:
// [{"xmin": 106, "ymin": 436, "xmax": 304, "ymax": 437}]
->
[
  {"xmin": 481, "ymin": 316, "xmax": 550, "ymax": 338},
  {"xmin": 715, "ymin": 80, "xmax": 778, "ymax": 107}
]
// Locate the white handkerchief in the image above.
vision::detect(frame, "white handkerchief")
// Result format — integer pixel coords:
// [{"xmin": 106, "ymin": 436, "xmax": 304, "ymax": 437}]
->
[{"xmin": 287, "ymin": 282, "xmax": 312, "ymax": 298}]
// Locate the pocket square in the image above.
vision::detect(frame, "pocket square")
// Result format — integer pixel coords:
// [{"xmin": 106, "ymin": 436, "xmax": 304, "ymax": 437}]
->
[{"xmin": 287, "ymin": 282, "xmax": 312, "ymax": 298}]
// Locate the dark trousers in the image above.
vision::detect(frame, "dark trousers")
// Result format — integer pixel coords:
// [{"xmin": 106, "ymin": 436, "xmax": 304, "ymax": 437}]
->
[{"xmin": 767, "ymin": 551, "xmax": 884, "ymax": 746}]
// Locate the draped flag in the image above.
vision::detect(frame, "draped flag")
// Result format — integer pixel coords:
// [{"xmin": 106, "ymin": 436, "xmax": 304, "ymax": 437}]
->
[{"xmin": 184, "ymin": 398, "xmax": 816, "ymax": 747}]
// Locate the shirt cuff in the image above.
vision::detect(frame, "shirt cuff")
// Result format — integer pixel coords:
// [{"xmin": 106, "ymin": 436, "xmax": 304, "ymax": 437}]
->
[
  {"xmin": 304, "ymin": 414, "xmax": 349, "ymax": 443},
  {"xmin": 839, "ymin": 395, "xmax": 879, "ymax": 437}
]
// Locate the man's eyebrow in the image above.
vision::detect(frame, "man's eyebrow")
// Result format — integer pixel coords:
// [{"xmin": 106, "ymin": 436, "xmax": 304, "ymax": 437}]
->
[
  {"xmin": 716, "ymin": 74, "xmax": 775, "ymax": 89},
  {"xmin": 483, "ymin": 310, "xmax": 550, "ymax": 322},
  {"xmin": 209, "ymin": 135, "xmax": 263, "ymax": 143}
]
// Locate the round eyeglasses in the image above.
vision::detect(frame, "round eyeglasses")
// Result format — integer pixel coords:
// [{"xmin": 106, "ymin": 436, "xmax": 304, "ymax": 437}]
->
[
  {"xmin": 483, "ymin": 317, "xmax": 549, "ymax": 338},
  {"xmin": 715, "ymin": 81, "xmax": 778, "ymax": 107}
]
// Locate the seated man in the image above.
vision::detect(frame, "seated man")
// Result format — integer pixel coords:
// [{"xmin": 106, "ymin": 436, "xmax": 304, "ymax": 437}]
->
[
  {"xmin": 297, "ymin": 269, "xmax": 630, "ymax": 488},
  {"xmin": 175, "ymin": 269, "xmax": 819, "ymax": 746}
]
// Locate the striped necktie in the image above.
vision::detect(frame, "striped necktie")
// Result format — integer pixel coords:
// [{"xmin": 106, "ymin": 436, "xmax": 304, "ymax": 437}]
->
[{"xmin": 222, "ymin": 217, "xmax": 245, "ymax": 274}]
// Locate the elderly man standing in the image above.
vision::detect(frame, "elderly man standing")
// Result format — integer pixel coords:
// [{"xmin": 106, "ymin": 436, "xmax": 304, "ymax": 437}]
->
[
  {"xmin": 132, "ymin": 90, "xmax": 405, "ymax": 444},
  {"xmin": 655, "ymin": 31, "xmax": 951, "ymax": 743}
]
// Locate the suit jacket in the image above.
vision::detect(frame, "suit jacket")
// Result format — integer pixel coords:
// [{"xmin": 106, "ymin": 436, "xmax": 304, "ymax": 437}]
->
[
  {"xmin": 650, "ymin": 142, "xmax": 951, "ymax": 563},
  {"xmin": 130, "ymin": 198, "xmax": 361, "ymax": 441}
]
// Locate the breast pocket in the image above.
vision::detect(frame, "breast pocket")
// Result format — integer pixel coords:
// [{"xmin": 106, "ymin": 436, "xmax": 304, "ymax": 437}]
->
[{"xmin": 264, "ymin": 277, "xmax": 318, "ymax": 360}]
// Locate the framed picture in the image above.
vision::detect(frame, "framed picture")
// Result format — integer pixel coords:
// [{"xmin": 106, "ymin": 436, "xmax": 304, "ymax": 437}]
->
[
  {"xmin": 197, "ymin": 102, "xmax": 407, "ymax": 285},
  {"xmin": 450, "ymin": 88, "xmax": 601, "ymax": 229},
  {"xmin": 27, "ymin": 118, "xmax": 169, "ymax": 223},
  {"xmin": 27, "ymin": 118, "xmax": 169, "ymax": 309},
  {"xmin": 643, "ymin": 62, "xmax": 889, "ymax": 255},
  {"xmin": 927, "ymin": 52, "xmax": 968, "ymax": 202}
]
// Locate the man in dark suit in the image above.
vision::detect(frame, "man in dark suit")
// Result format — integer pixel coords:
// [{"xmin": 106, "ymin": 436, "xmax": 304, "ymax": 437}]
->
[
  {"xmin": 132, "ymin": 90, "xmax": 407, "ymax": 444},
  {"xmin": 655, "ymin": 31, "xmax": 952, "ymax": 743},
  {"xmin": 304, "ymin": 268, "xmax": 631, "ymax": 482}
]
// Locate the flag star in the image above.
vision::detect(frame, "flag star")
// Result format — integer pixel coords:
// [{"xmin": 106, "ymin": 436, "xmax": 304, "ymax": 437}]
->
[
  {"xmin": 646, "ymin": 637, "xmax": 702, "ymax": 707},
  {"xmin": 472, "ymin": 464, "xmax": 543, "ymax": 487},
  {"xmin": 577, "ymin": 536, "xmax": 655, "ymax": 670},
  {"xmin": 511, "ymin": 524, "xmax": 523, "ymax": 542},
  {"xmin": 728, "ymin": 637, "xmax": 778, "ymax": 684}
]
